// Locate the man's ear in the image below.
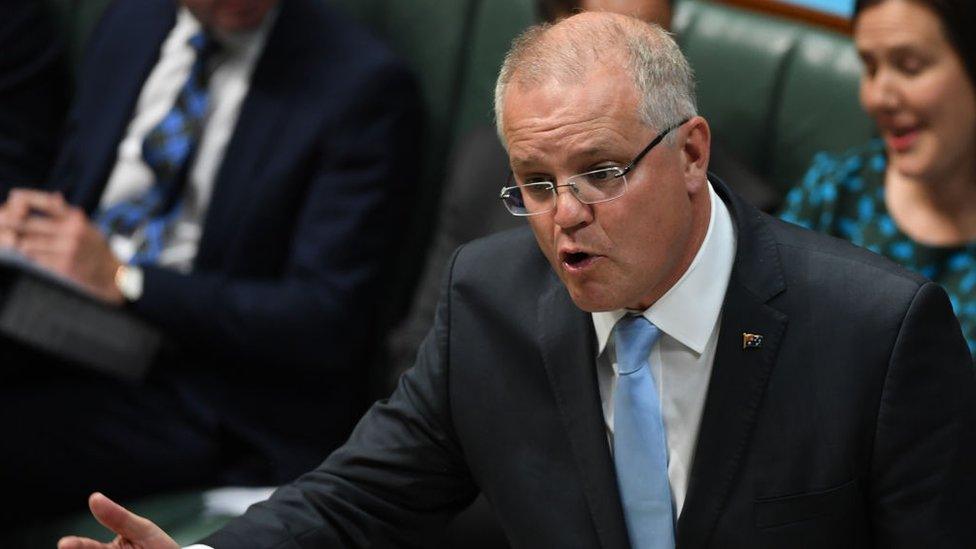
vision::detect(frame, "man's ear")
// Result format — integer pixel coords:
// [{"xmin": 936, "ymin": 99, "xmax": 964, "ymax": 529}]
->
[{"xmin": 681, "ymin": 116, "xmax": 711, "ymax": 194}]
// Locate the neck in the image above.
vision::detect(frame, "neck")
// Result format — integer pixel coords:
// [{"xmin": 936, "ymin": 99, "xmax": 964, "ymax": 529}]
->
[{"xmin": 885, "ymin": 161, "xmax": 976, "ymax": 246}]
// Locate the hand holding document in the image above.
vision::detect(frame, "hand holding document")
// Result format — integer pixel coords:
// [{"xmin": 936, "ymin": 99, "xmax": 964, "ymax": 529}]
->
[
  {"xmin": 0, "ymin": 189, "xmax": 123, "ymax": 304},
  {"xmin": 0, "ymin": 189, "xmax": 161, "ymax": 380}
]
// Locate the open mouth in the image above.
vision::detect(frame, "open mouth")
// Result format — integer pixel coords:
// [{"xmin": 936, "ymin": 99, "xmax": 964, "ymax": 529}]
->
[
  {"xmin": 885, "ymin": 126, "xmax": 921, "ymax": 152},
  {"xmin": 560, "ymin": 250, "xmax": 598, "ymax": 271}
]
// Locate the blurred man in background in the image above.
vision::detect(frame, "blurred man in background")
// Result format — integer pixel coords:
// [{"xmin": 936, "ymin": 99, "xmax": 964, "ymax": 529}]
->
[
  {"xmin": 387, "ymin": 0, "xmax": 774, "ymax": 393},
  {"xmin": 0, "ymin": 0, "xmax": 421, "ymax": 525}
]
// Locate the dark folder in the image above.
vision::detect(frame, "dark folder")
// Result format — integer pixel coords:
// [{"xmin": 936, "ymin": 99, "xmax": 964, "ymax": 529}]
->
[{"xmin": 0, "ymin": 249, "xmax": 161, "ymax": 380}]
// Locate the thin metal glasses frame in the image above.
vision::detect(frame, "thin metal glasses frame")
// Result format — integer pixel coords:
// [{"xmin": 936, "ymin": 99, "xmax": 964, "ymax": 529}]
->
[{"xmin": 499, "ymin": 118, "xmax": 690, "ymax": 216}]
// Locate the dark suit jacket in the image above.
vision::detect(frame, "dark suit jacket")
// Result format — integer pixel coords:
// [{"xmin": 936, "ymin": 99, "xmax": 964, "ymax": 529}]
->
[
  {"xmin": 44, "ymin": 0, "xmax": 422, "ymax": 482},
  {"xmin": 0, "ymin": 0, "xmax": 68, "ymax": 191},
  {"xmin": 388, "ymin": 126, "xmax": 782, "ymax": 397},
  {"xmin": 206, "ymin": 179, "xmax": 976, "ymax": 547}
]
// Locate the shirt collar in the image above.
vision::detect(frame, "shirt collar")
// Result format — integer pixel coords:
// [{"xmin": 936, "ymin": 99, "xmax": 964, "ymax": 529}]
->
[{"xmin": 592, "ymin": 181, "xmax": 737, "ymax": 356}]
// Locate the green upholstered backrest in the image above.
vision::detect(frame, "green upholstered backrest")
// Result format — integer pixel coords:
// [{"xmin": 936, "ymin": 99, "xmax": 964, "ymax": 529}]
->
[
  {"xmin": 769, "ymin": 31, "xmax": 870, "ymax": 191},
  {"xmin": 332, "ymin": 0, "xmax": 873, "ymax": 200},
  {"xmin": 329, "ymin": 0, "xmax": 478, "ymax": 171},
  {"xmin": 452, "ymin": 0, "xmax": 537, "ymax": 140},
  {"xmin": 674, "ymin": 0, "xmax": 875, "ymax": 194},
  {"xmin": 328, "ymin": 0, "xmax": 535, "ymax": 199},
  {"xmin": 327, "ymin": 0, "xmax": 486, "ymax": 321},
  {"xmin": 675, "ymin": 1, "xmax": 798, "ymax": 174}
]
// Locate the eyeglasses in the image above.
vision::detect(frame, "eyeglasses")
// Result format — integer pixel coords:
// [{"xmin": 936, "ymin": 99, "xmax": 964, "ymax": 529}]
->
[{"xmin": 499, "ymin": 119, "xmax": 689, "ymax": 216}]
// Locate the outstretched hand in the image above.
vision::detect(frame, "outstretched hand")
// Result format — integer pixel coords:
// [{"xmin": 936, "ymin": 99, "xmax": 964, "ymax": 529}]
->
[{"xmin": 57, "ymin": 493, "xmax": 179, "ymax": 549}]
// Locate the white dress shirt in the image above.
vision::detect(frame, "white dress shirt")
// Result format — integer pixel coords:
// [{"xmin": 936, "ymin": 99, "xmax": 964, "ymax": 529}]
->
[
  {"xmin": 592, "ymin": 181, "xmax": 736, "ymax": 516},
  {"xmin": 99, "ymin": 8, "xmax": 275, "ymax": 272}
]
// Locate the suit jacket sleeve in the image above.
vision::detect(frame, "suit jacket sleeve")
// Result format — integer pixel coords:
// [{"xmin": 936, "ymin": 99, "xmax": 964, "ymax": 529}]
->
[
  {"xmin": 870, "ymin": 281, "xmax": 976, "ymax": 546},
  {"xmin": 0, "ymin": 0, "xmax": 68, "ymax": 192},
  {"xmin": 200, "ymin": 247, "xmax": 480, "ymax": 548},
  {"xmin": 127, "ymin": 57, "xmax": 422, "ymax": 371}
]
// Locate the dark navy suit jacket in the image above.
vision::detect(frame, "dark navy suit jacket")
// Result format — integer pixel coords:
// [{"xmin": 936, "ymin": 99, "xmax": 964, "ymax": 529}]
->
[
  {"xmin": 46, "ymin": 0, "xmax": 422, "ymax": 482},
  {"xmin": 204, "ymin": 179, "xmax": 976, "ymax": 547},
  {"xmin": 0, "ymin": 0, "xmax": 68, "ymax": 190}
]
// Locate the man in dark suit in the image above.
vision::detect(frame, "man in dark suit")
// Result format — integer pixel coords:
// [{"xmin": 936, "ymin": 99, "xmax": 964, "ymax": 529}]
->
[
  {"xmin": 387, "ymin": 0, "xmax": 780, "ymax": 393},
  {"xmin": 0, "ymin": 0, "xmax": 420, "ymax": 524},
  {"xmin": 61, "ymin": 11, "xmax": 975, "ymax": 549}
]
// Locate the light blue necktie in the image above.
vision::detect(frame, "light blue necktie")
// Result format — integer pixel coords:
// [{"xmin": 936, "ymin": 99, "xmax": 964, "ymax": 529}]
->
[{"xmin": 613, "ymin": 315, "xmax": 675, "ymax": 549}]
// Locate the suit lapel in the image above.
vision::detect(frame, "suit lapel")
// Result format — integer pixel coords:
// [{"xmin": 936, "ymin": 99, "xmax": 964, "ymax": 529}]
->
[
  {"xmin": 195, "ymin": 1, "xmax": 303, "ymax": 267},
  {"xmin": 538, "ymin": 274, "xmax": 631, "ymax": 549},
  {"xmin": 72, "ymin": 5, "xmax": 177, "ymax": 211},
  {"xmin": 676, "ymin": 180, "xmax": 788, "ymax": 548}
]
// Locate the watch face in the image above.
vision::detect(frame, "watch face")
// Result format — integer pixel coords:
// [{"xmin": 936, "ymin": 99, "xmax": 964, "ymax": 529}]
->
[{"xmin": 116, "ymin": 265, "xmax": 144, "ymax": 301}]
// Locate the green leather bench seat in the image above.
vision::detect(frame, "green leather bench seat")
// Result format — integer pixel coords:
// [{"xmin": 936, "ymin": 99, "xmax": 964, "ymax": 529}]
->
[
  {"xmin": 325, "ymin": 0, "xmax": 536, "ymax": 324},
  {"xmin": 327, "ymin": 0, "xmax": 489, "ymax": 319},
  {"xmin": 674, "ymin": 0, "xmax": 874, "ymax": 194}
]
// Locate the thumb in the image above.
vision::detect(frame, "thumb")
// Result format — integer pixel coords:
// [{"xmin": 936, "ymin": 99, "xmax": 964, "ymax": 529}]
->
[{"xmin": 88, "ymin": 492, "xmax": 164, "ymax": 541}]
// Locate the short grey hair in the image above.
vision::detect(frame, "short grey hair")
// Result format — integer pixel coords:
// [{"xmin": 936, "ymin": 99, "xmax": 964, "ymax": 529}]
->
[{"xmin": 494, "ymin": 12, "xmax": 697, "ymax": 148}]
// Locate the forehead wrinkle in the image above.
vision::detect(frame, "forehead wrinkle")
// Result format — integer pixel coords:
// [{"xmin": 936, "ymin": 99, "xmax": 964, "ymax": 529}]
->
[
  {"xmin": 507, "ymin": 119, "xmax": 633, "ymax": 170},
  {"xmin": 505, "ymin": 95, "xmax": 637, "ymax": 152},
  {"xmin": 504, "ymin": 61, "xmax": 646, "ymax": 170}
]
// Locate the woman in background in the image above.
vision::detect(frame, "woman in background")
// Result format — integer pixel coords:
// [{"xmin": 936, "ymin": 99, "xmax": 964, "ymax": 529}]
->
[{"xmin": 780, "ymin": 0, "xmax": 976, "ymax": 356}]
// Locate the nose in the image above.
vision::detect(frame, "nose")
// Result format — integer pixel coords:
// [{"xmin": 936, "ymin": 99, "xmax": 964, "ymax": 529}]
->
[
  {"xmin": 861, "ymin": 69, "xmax": 900, "ymax": 112},
  {"xmin": 551, "ymin": 185, "xmax": 593, "ymax": 229}
]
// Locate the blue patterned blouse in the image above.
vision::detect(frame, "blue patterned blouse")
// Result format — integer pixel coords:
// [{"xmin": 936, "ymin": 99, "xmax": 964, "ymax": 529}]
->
[{"xmin": 780, "ymin": 139, "xmax": 976, "ymax": 359}]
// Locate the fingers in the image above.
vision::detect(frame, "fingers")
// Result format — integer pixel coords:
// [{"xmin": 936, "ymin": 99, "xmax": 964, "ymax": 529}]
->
[
  {"xmin": 17, "ymin": 233, "xmax": 70, "ymax": 257},
  {"xmin": 11, "ymin": 206, "xmax": 92, "ymax": 261},
  {"xmin": 88, "ymin": 492, "xmax": 163, "ymax": 542},
  {"xmin": 16, "ymin": 247, "xmax": 68, "ymax": 279},
  {"xmin": 56, "ymin": 536, "xmax": 113, "ymax": 549},
  {"xmin": 0, "ymin": 189, "xmax": 68, "ymax": 248},
  {"xmin": 58, "ymin": 494, "xmax": 178, "ymax": 549},
  {"xmin": 16, "ymin": 229, "xmax": 71, "ymax": 272},
  {"xmin": 0, "ymin": 217, "xmax": 58, "ymax": 251},
  {"xmin": 17, "ymin": 215, "xmax": 62, "ymax": 237},
  {"xmin": 5, "ymin": 188, "xmax": 67, "ymax": 218},
  {"xmin": 0, "ymin": 226, "xmax": 14, "ymax": 249},
  {"xmin": 0, "ymin": 196, "xmax": 26, "ymax": 249}
]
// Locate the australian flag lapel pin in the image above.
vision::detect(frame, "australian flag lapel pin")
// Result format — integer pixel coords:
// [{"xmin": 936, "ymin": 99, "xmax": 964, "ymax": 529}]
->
[{"xmin": 742, "ymin": 332, "xmax": 764, "ymax": 350}]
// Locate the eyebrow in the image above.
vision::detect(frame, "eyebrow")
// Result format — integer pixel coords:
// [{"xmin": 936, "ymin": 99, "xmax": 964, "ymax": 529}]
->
[
  {"xmin": 510, "ymin": 154, "xmax": 544, "ymax": 171},
  {"xmin": 859, "ymin": 42, "xmax": 929, "ymax": 58}
]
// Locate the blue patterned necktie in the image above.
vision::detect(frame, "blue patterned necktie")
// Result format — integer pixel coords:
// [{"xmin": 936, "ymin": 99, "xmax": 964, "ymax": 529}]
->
[
  {"xmin": 97, "ymin": 31, "xmax": 215, "ymax": 265},
  {"xmin": 613, "ymin": 315, "xmax": 675, "ymax": 549}
]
